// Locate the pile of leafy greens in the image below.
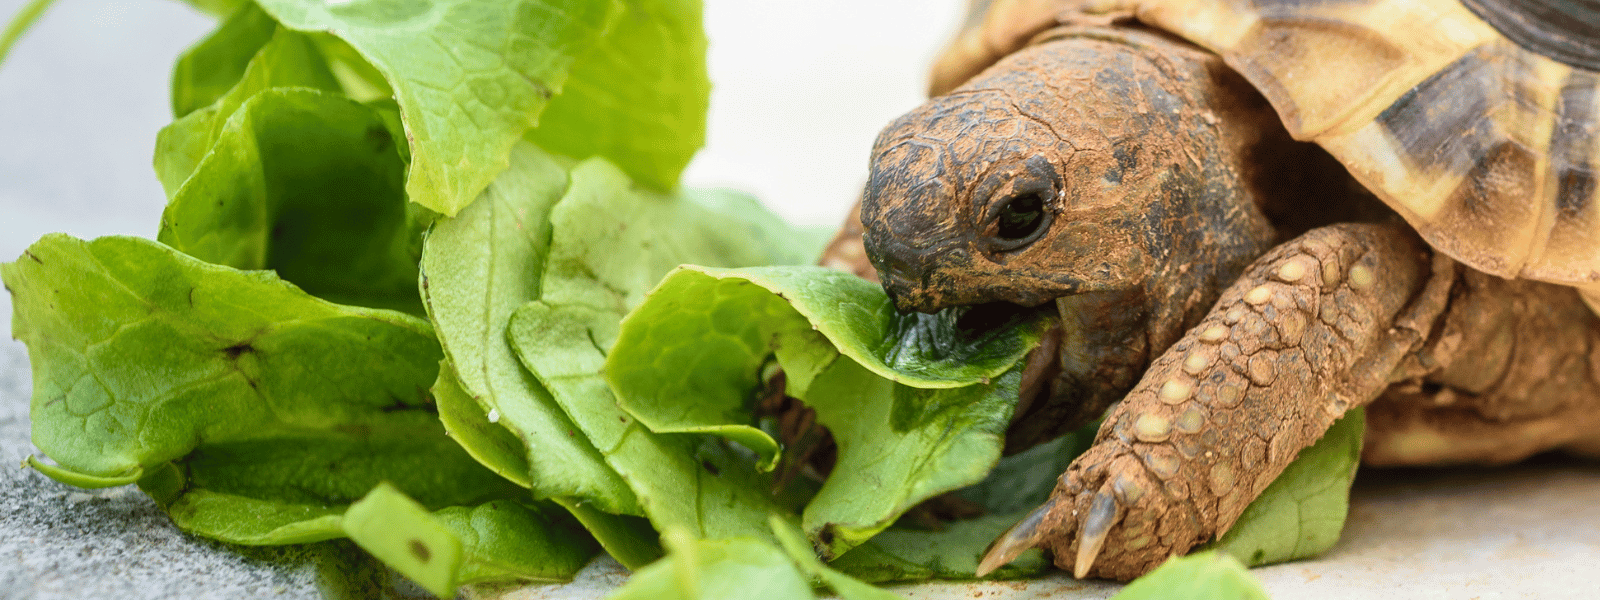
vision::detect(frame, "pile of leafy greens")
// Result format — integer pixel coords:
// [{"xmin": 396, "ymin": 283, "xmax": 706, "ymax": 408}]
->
[{"xmin": 1, "ymin": 0, "xmax": 1365, "ymax": 597}]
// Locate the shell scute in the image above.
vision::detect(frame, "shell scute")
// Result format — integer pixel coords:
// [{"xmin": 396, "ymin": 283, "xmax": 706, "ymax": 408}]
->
[{"xmin": 1135, "ymin": 0, "xmax": 1600, "ymax": 285}]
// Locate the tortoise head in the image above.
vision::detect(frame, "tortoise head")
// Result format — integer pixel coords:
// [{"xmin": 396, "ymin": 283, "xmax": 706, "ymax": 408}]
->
[{"xmin": 861, "ymin": 29, "xmax": 1272, "ymax": 313}]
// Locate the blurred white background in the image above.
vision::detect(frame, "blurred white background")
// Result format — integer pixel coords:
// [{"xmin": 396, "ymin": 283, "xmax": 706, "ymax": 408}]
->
[{"xmin": 0, "ymin": 0, "xmax": 963, "ymax": 336}]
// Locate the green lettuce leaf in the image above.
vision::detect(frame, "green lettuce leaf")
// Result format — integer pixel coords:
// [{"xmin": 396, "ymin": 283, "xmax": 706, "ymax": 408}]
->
[
  {"xmin": 3, "ymin": 234, "xmax": 597, "ymax": 592},
  {"xmin": 801, "ymin": 359, "xmax": 1021, "ymax": 558},
  {"xmin": 251, "ymin": 0, "xmax": 615, "ymax": 216},
  {"xmin": 537, "ymin": 162, "xmax": 824, "ymax": 313},
  {"xmin": 305, "ymin": 33, "xmax": 395, "ymax": 102},
  {"xmin": 501, "ymin": 156, "xmax": 825, "ymax": 544},
  {"xmin": 770, "ymin": 516, "xmax": 905, "ymax": 600},
  {"xmin": 434, "ymin": 498, "xmax": 600, "ymax": 585},
  {"xmin": 421, "ymin": 142, "xmax": 637, "ymax": 512},
  {"xmin": 1110, "ymin": 552, "xmax": 1271, "ymax": 600},
  {"xmin": 157, "ymin": 27, "xmax": 343, "ymax": 196},
  {"xmin": 133, "ymin": 408, "xmax": 520, "ymax": 545},
  {"xmin": 606, "ymin": 530, "xmax": 814, "ymax": 600},
  {"xmin": 432, "ymin": 363, "xmax": 534, "ymax": 488},
  {"xmin": 827, "ymin": 513, "xmax": 1047, "ymax": 583},
  {"xmin": 3, "ymin": 234, "xmax": 439, "ymax": 481},
  {"xmin": 343, "ymin": 484, "xmax": 600, "ymax": 597},
  {"xmin": 950, "ymin": 422, "xmax": 1097, "ymax": 515},
  {"xmin": 528, "ymin": 0, "xmax": 708, "ymax": 191},
  {"xmin": 343, "ymin": 484, "xmax": 600, "ymax": 596},
  {"xmin": 825, "ymin": 424, "xmax": 1097, "ymax": 583},
  {"xmin": 158, "ymin": 89, "xmax": 423, "ymax": 314},
  {"xmin": 606, "ymin": 519, "xmax": 903, "ymax": 600},
  {"xmin": 1202, "ymin": 408, "xmax": 1364, "ymax": 567},
  {"xmin": 180, "ymin": 0, "xmax": 252, "ymax": 18},
  {"xmin": 605, "ymin": 266, "xmax": 1046, "ymax": 557},
  {"xmin": 509, "ymin": 302, "xmax": 787, "ymax": 542},
  {"xmin": 169, "ymin": 2, "xmax": 281, "ymax": 118},
  {"xmin": 342, "ymin": 483, "xmax": 466, "ymax": 598},
  {"xmin": 556, "ymin": 498, "xmax": 664, "ymax": 570}
]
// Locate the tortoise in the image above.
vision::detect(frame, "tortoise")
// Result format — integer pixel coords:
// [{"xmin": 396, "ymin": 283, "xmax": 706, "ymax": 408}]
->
[{"xmin": 837, "ymin": 0, "xmax": 1600, "ymax": 582}]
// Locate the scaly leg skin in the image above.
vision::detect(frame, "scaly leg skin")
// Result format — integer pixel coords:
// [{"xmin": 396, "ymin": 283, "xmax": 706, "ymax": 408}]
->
[
  {"xmin": 979, "ymin": 223, "xmax": 1454, "ymax": 581},
  {"xmin": 1363, "ymin": 269, "xmax": 1600, "ymax": 466}
]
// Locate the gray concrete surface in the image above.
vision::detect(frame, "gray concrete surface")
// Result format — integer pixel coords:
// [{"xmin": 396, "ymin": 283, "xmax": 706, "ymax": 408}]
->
[
  {"xmin": 2, "ymin": 1, "xmax": 1598, "ymax": 599},
  {"xmin": 483, "ymin": 459, "xmax": 1600, "ymax": 600}
]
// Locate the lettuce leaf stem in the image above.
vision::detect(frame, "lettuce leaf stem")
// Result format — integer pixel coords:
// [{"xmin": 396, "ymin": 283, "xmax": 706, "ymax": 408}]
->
[{"xmin": 0, "ymin": 0, "xmax": 57, "ymax": 69}]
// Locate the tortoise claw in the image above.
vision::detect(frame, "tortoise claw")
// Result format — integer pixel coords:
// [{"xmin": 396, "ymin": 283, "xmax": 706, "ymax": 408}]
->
[
  {"xmin": 976, "ymin": 497, "xmax": 1057, "ymax": 577},
  {"xmin": 1073, "ymin": 486, "xmax": 1120, "ymax": 579}
]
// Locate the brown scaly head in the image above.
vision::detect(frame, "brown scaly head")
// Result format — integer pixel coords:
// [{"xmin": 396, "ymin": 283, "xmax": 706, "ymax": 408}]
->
[
  {"xmin": 861, "ymin": 25, "xmax": 1281, "ymax": 316},
  {"xmin": 861, "ymin": 25, "xmax": 1290, "ymax": 445}
]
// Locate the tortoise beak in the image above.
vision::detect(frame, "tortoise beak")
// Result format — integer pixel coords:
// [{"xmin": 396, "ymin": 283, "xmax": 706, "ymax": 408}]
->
[
  {"xmin": 867, "ymin": 235, "xmax": 955, "ymax": 313},
  {"xmin": 882, "ymin": 278, "xmax": 945, "ymax": 313}
]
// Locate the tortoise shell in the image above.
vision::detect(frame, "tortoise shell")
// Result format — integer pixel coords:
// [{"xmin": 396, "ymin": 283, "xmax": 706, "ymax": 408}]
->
[{"xmin": 929, "ymin": 0, "xmax": 1600, "ymax": 311}]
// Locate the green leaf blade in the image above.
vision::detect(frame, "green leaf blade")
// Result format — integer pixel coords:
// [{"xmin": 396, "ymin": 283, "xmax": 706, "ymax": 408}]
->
[
  {"xmin": 3, "ymin": 234, "xmax": 439, "ymax": 482},
  {"xmin": 800, "ymin": 360, "xmax": 1021, "ymax": 558},
  {"xmin": 1203, "ymin": 408, "xmax": 1365, "ymax": 567},
  {"xmin": 434, "ymin": 500, "xmax": 601, "ymax": 584},
  {"xmin": 421, "ymin": 142, "xmax": 639, "ymax": 513},
  {"xmin": 343, "ymin": 483, "xmax": 466, "ymax": 598},
  {"xmin": 253, "ymin": 0, "xmax": 615, "ymax": 215},
  {"xmin": 607, "ymin": 530, "xmax": 815, "ymax": 600},
  {"xmin": 1111, "ymin": 552, "xmax": 1271, "ymax": 600},
  {"xmin": 159, "ymin": 88, "xmax": 423, "ymax": 314},
  {"xmin": 157, "ymin": 27, "xmax": 343, "ymax": 197},
  {"xmin": 529, "ymin": 0, "xmax": 709, "ymax": 191},
  {"xmin": 169, "ymin": 3, "xmax": 280, "ymax": 118}
]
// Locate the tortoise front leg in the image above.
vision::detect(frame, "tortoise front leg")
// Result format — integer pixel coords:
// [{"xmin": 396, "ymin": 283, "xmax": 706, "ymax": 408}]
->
[{"xmin": 979, "ymin": 223, "xmax": 1455, "ymax": 581}]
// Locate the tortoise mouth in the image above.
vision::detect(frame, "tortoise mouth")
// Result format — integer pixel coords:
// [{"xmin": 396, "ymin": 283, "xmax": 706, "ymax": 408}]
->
[
  {"xmin": 1011, "ymin": 318, "xmax": 1064, "ymax": 433},
  {"xmin": 940, "ymin": 300, "xmax": 1068, "ymax": 438}
]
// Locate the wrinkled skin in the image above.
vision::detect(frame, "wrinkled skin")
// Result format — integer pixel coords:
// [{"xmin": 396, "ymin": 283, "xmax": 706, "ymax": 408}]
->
[
  {"xmin": 852, "ymin": 24, "xmax": 1600, "ymax": 581},
  {"xmin": 862, "ymin": 26, "xmax": 1281, "ymax": 446}
]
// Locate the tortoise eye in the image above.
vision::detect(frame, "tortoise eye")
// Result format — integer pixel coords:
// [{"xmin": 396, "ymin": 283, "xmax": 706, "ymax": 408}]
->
[{"xmin": 990, "ymin": 190, "xmax": 1052, "ymax": 250}]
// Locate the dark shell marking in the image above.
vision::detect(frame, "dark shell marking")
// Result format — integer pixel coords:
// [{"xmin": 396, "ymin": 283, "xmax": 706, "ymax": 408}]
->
[
  {"xmin": 1554, "ymin": 70, "xmax": 1599, "ymax": 218},
  {"xmin": 1460, "ymin": 0, "xmax": 1600, "ymax": 72}
]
